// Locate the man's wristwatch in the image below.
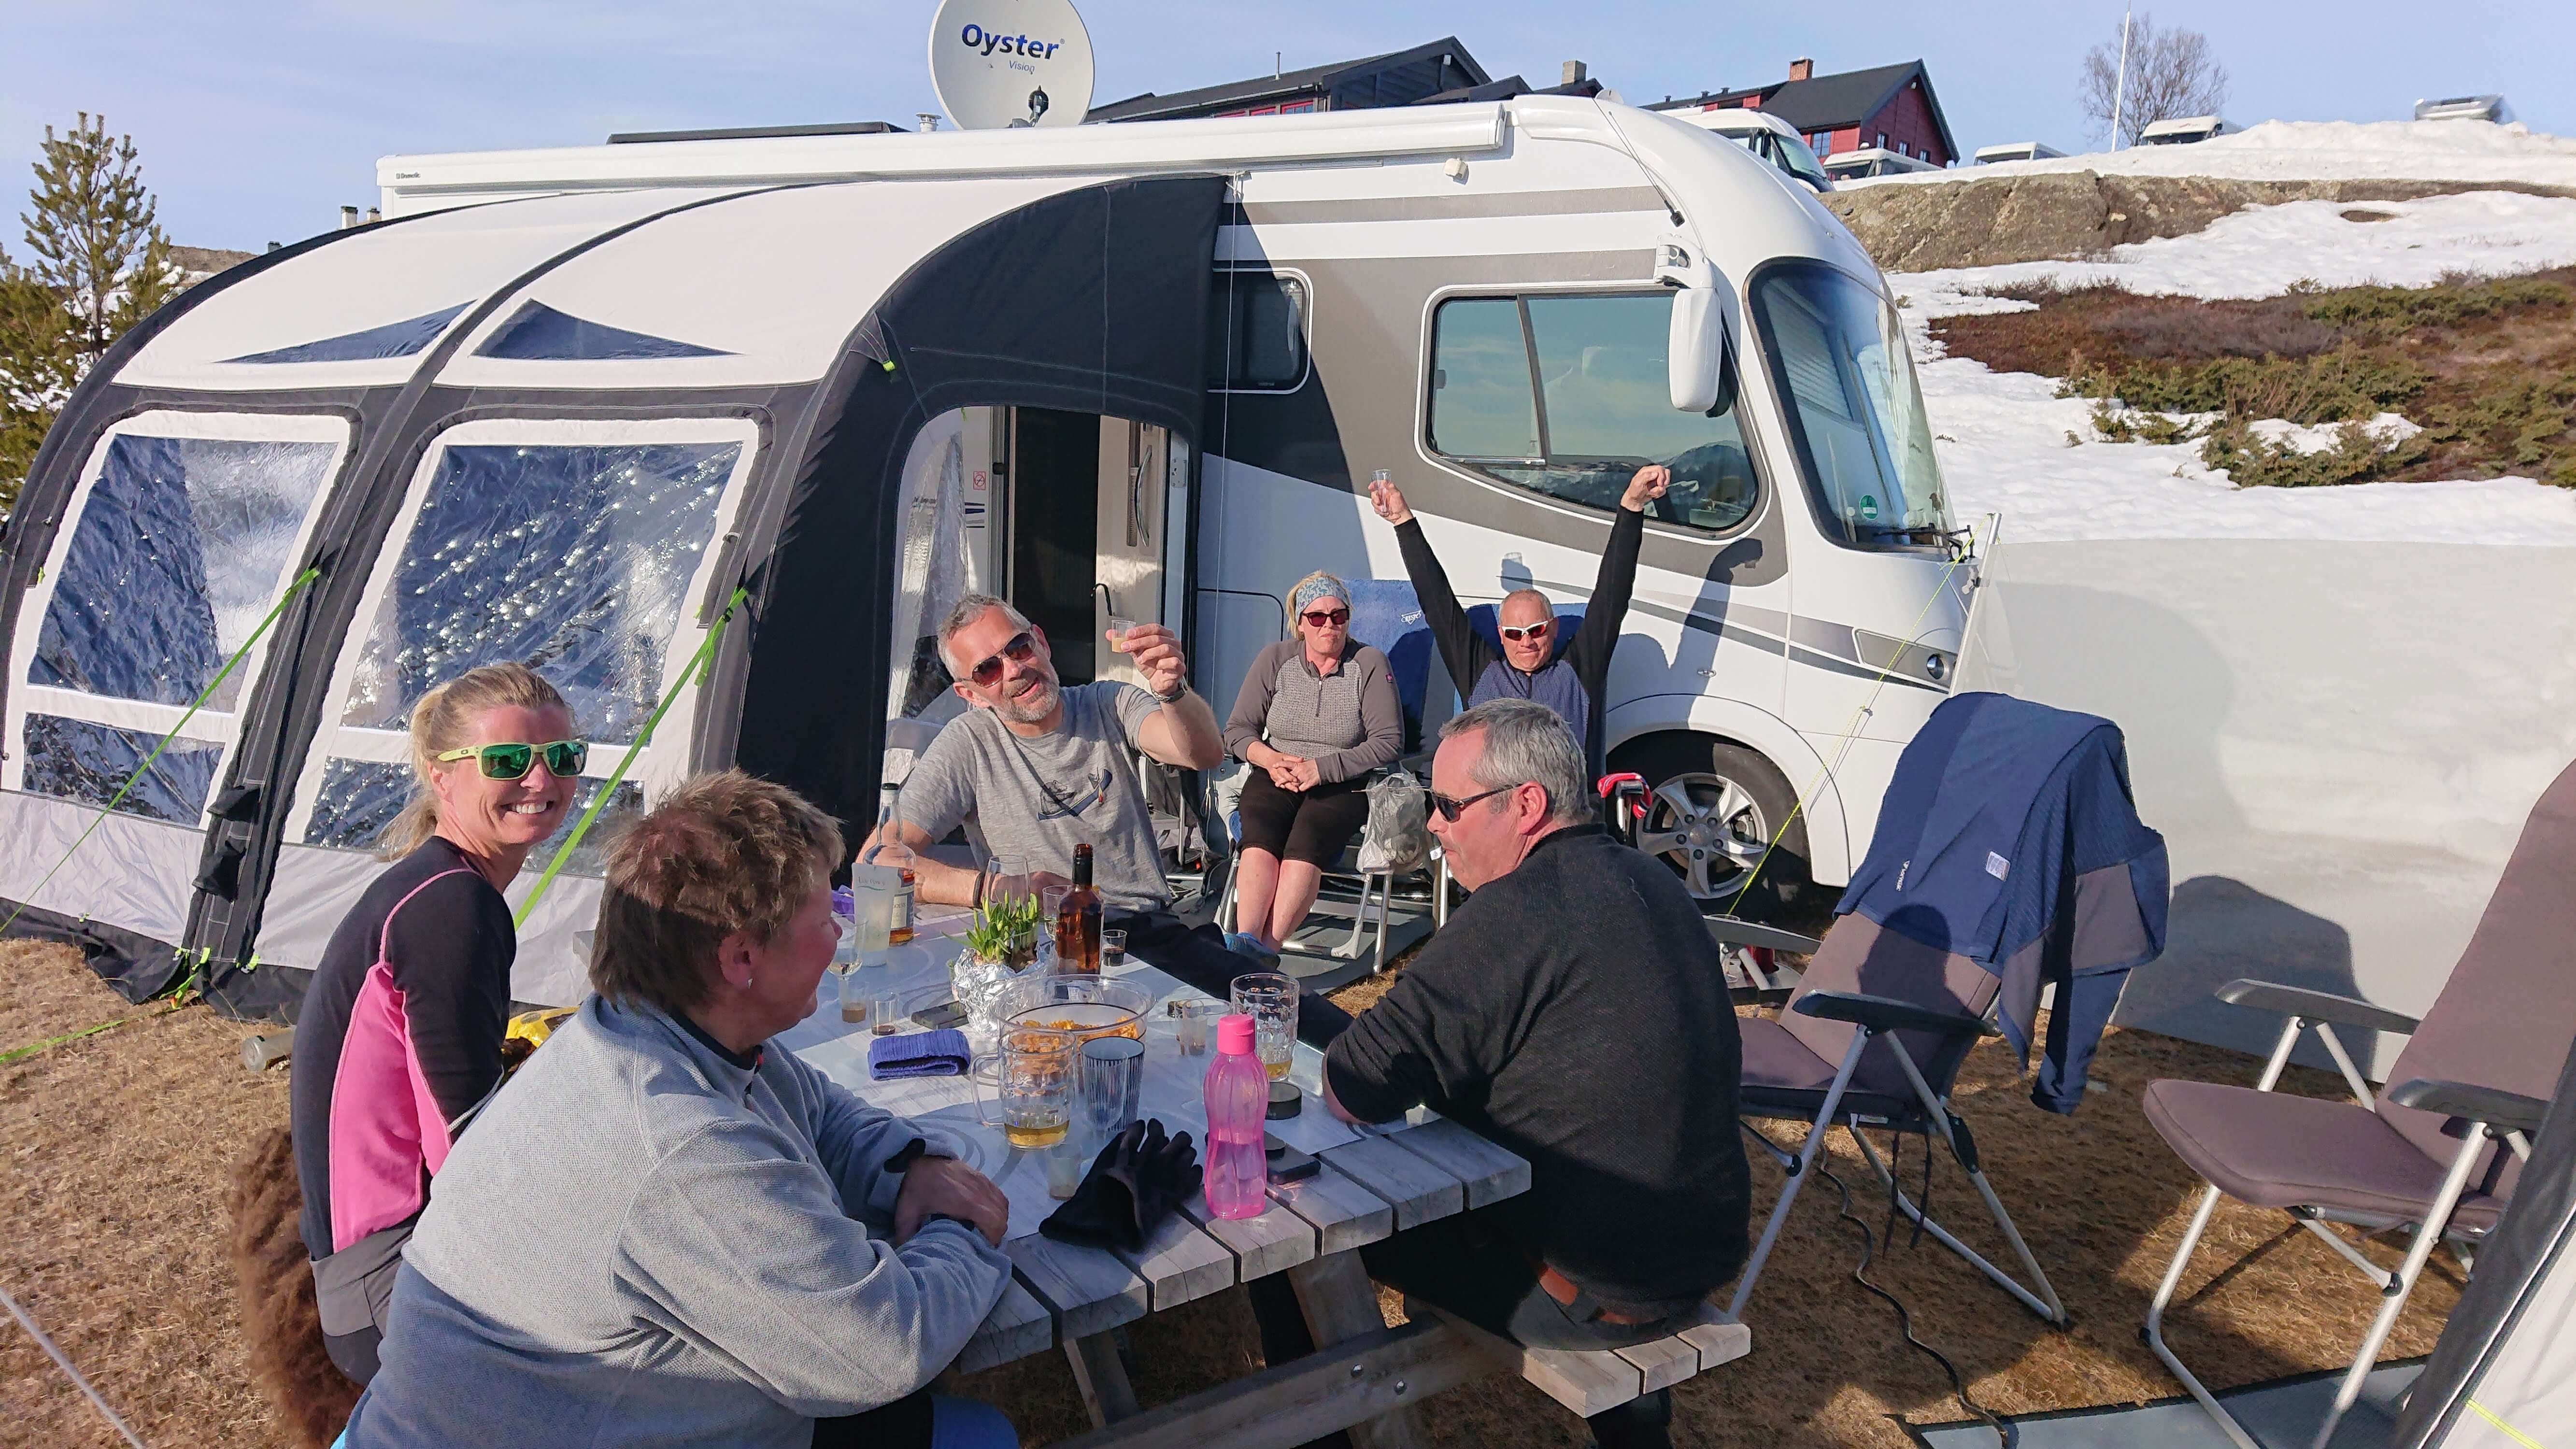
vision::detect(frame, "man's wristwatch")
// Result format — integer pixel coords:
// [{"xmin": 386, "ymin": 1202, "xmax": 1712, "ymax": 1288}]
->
[{"xmin": 1151, "ymin": 681, "xmax": 1190, "ymax": 704}]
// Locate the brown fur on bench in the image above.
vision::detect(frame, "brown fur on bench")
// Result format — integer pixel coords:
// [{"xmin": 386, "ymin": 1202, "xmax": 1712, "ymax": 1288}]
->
[{"xmin": 228, "ymin": 1124, "xmax": 359, "ymax": 1448}]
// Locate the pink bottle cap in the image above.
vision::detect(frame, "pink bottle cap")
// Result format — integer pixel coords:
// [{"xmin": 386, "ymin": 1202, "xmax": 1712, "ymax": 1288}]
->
[{"xmin": 1216, "ymin": 1013, "xmax": 1256, "ymax": 1055}]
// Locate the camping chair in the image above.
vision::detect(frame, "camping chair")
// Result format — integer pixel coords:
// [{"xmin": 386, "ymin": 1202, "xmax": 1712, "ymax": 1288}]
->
[
  {"xmin": 2140, "ymin": 756, "xmax": 2576, "ymax": 1449},
  {"xmin": 1715, "ymin": 910, "xmax": 2068, "ymax": 1324}
]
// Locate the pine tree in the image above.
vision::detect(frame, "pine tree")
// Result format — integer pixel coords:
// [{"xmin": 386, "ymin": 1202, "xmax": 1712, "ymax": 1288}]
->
[
  {"xmin": 2, "ymin": 114, "xmax": 182, "ymax": 511},
  {"xmin": 22, "ymin": 112, "xmax": 178, "ymax": 357}
]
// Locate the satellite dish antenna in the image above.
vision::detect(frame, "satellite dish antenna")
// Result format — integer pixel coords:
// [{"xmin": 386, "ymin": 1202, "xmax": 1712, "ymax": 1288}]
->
[{"xmin": 927, "ymin": 0, "xmax": 1096, "ymax": 130}]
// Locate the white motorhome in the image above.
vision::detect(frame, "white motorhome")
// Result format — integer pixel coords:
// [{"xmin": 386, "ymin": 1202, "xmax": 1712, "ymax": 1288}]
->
[
  {"xmin": 1820, "ymin": 146, "xmax": 1941, "ymax": 181},
  {"xmin": 0, "ymin": 99, "xmax": 1970, "ymax": 1009},
  {"xmin": 1655, "ymin": 106, "xmax": 1835, "ymax": 193},
  {"xmin": 2413, "ymin": 95, "xmax": 2513, "ymax": 125},
  {"xmin": 2139, "ymin": 115, "xmax": 2234, "ymax": 145},
  {"xmin": 1973, "ymin": 141, "xmax": 2066, "ymax": 165}
]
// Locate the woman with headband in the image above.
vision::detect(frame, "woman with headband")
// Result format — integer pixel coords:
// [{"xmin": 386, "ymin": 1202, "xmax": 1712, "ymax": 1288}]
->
[{"xmin": 1220, "ymin": 571, "xmax": 1405, "ymax": 959}]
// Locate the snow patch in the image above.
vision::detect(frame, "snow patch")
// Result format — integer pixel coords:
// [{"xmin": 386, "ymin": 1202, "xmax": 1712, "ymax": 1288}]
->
[
  {"xmin": 1897, "ymin": 191, "xmax": 2576, "ymax": 315},
  {"xmin": 1842, "ymin": 119, "xmax": 2576, "ymax": 190},
  {"xmin": 2247, "ymin": 412, "xmax": 2422, "ymax": 455}
]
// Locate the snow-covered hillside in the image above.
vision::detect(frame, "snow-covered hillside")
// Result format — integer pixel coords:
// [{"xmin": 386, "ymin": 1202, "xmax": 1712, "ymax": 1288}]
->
[
  {"xmin": 1846, "ymin": 118, "xmax": 2576, "ymax": 190},
  {"xmin": 1894, "ymin": 189, "xmax": 2576, "ymax": 545}
]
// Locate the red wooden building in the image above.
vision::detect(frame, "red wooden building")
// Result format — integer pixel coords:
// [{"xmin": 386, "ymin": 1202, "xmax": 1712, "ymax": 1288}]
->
[{"xmin": 1651, "ymin": 58, "xmax": 1960, "ymax": 168}]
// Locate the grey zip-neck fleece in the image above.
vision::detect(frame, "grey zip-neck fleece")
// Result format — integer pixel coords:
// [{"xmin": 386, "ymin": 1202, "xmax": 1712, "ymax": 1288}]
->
[{"xmin": 342, "ymin": 994, "xmax": 1012, "ymax": 1449}]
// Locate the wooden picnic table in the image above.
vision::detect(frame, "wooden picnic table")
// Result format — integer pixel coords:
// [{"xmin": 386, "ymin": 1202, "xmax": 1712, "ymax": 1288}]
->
[{"xmin": 778, "ymin": 907, "xmax": 1742, "ymax": 1446}]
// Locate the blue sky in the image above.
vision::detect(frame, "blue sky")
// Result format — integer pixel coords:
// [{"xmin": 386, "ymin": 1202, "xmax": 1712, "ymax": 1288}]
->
[{"xmin": 3, "ymin": 0, "xmax": 2566, "ymax": 252}]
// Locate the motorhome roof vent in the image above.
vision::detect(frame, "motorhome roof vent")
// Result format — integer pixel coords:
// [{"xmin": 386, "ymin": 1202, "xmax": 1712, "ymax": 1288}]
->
[
  {"xmin": 473, "ymin": 301, "xmax": 731, "ymax": 361},
  {"xmin": 224, "ymin": 303, "xmax": 470, "ymax": 364}
]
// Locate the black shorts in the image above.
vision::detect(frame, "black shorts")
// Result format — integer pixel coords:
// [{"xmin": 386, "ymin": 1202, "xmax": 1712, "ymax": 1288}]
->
[{"xmin": 1236, "ymin": 770, "xmax": 1370, "ymax": 867}]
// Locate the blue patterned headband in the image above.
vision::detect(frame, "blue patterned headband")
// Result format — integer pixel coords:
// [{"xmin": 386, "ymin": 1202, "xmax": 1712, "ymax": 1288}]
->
[{"xmin": 1291, "ymin": 575, "xmax": 1349, "ymax": 616}]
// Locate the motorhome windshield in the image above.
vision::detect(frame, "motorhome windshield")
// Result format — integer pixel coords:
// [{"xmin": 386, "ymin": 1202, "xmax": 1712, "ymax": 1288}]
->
[
  {"xmin": 1427, "ymin": 291, "xmax": 1756, "ymax": 533},
  {"xmin": 1750, "ymin": 262, "xmax": 1952, "ymax": 550}
]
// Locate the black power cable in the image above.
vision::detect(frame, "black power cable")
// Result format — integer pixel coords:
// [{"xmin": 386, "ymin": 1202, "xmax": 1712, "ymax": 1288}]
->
[{"xmin": 1814, "ymin": 1150, "xmax": 2013, "ymax": 1448}]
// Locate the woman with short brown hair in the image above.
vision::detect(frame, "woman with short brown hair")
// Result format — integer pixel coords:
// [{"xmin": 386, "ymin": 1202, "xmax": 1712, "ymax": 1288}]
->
[{"xmin": 340, "ymin": 770, "xmax": 1019, "ymax": 1449}]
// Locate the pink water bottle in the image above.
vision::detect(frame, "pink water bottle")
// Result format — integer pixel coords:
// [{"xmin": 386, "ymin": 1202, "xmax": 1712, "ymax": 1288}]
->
[{"xmin": 1202, "ymin": 1013, "xmax": 1270, "ymax": 1220}]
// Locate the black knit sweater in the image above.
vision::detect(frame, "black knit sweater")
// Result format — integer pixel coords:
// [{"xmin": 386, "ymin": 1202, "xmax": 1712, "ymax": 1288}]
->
[{"xmin": 1325, "ymin": 825, "xmax": 1750, "ymax": 1304}]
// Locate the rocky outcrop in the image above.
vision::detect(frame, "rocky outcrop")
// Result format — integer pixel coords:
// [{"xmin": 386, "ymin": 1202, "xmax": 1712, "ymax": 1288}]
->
[{"xmin": 1822, "ymin": 173, "xmax": 2576, "ymax": 272}]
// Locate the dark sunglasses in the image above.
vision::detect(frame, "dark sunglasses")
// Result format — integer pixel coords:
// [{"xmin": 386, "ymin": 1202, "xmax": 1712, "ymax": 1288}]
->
[
  {"xmin": 1498, "ymin": 619, "xmax": 1553, "ymax": 643},
  {"xmin": 435, "ymin": 739, "xmax": 587, "ymax": 780},
  {"xmin": 1424, "ymin": 784, "xmax": 1518, "ymax": 822},
  {"xmin": 1301, "ymin": 608, "xmax": 1351, "ymax": 627},
  {"xmin": 963, "ymin": 631, "xmax": 1040, "ymax": 687}
]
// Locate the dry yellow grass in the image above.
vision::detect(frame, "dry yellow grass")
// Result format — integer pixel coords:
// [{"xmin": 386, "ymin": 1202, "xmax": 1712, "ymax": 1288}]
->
[{"xmin": 1, "ymin": 939, "xmax": 2453, "ymax": 1447}]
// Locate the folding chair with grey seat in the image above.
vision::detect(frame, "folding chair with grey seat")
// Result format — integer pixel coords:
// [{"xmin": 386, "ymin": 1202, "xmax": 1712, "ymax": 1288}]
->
[
  {"xmin": 2141, "ymin": 755, "xmax": 2576, "ymax": 1449},
  {"xmin": 1719, "ymin": 690, "xmax": 2171, "ymax": 1325},
  {"xmin": 1716, "ymin": 911, "xmax": 2069, "ymax": 1324}
]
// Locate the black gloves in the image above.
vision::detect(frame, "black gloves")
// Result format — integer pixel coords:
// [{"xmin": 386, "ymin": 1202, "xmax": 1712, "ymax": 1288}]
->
[{"xmin": 1040, "ymin": 1118, "xmax": 1204, "ymax": 1253}]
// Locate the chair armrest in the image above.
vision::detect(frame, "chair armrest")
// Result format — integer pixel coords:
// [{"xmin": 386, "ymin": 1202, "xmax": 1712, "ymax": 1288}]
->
[
  {"xmin": 2384, "ymin": 1078, "xmax": 2552, "ymax": 1137},
  {"xmin": 2215, "ymin": 980, "xmax": 2420, "ymax": 1037},
  {"xmin": 1793, "ymin": 991, "xmax": 1999, "ymax": 1038},
  {"xmin": 1704, "ymin": 918, "xmax": 1824, "ymax": 956}
]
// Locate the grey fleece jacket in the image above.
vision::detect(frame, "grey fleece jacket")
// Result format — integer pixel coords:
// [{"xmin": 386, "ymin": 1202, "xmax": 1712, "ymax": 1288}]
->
[
  {"xmin": 1223, "ymin": 639, "xmax": 1404, "ymax": 784},
  {"xmin": 342, "ymin": 994, "xmax": 1012, "ymax": 1449}
]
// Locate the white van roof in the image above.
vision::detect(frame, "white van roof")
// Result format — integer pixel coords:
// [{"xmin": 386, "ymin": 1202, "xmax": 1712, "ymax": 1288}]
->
[
  {"xmin": 2138, "ymin": 114, "xmax": 2233, "ymax": 143},
  {"xmin": 1973, "ymin": 141, "xmax": 2066, "ymax": 163},
  {"xmin": 1660, "ymin": 106, "xmax": 1806, "ymax": 144}
]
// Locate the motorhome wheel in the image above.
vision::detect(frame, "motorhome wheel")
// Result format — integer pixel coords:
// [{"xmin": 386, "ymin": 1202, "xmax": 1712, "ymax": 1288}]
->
[{"xmin": 1619, "ymin": 738, "xmax": 1808, "ymax": 916}]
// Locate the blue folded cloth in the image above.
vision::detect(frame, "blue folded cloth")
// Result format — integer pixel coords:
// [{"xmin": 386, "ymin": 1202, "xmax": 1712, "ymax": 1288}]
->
[{"xmin": 868, "ymin": 1028, "xmax": 971, "ymax": 1080}]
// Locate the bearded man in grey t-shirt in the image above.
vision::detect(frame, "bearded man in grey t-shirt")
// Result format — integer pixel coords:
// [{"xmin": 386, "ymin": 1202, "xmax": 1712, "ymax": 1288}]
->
[{"xmin": 860, "ymin": 595, "xmax": 1351, "ymax": 1046}]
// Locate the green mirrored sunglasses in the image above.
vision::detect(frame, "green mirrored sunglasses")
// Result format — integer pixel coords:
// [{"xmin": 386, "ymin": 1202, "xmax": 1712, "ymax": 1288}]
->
[{"xmin": 434, "ymin": 739, "xmax": 588, "ymax": 780}]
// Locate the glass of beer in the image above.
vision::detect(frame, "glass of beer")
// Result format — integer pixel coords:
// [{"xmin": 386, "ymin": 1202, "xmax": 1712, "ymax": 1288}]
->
[
  {"xmin": 974, "ymin": 1031, "xmax": 1076, "ymax": 1150},
  {"xmin": 1230, "ymin": 972, "xmax": 1298, "ymax": 1081}
]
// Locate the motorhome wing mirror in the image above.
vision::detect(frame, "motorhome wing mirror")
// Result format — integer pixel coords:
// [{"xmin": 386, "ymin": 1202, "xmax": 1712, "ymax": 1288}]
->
[{"xmin": 1668, "ymin": 286, "xmax": 1723, "ymax": 413}]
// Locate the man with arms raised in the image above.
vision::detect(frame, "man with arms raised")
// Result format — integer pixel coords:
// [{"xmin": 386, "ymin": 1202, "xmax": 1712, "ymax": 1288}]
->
[
  {"xmin": 864, "ymin": 594, "xmax": 1350, "ymax": 1042},
  {"xmin": 1324, "ymin": 699, "xmax": 1749, "ymax": 1449},
  {"xmin": 1368, "ymin": 466, "xmax": 1667, "ymax": 776}
]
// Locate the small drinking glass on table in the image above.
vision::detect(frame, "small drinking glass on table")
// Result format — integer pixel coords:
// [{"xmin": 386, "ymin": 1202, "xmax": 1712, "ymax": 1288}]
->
[
  {"xmin": 868, "ymin": 985, "xmax": 902, "ymax": 1037},
  {"xmin": 1169, "ymin": 998, "xmax": 1224, "ymax": 1056},
  {"xmin": 1230, "ymin": 972, "xmax": 1298, "ymax": 1082},
  {"xmin": 1100, "ymin": 928, "xmax": 1128, "ymax": 971}
]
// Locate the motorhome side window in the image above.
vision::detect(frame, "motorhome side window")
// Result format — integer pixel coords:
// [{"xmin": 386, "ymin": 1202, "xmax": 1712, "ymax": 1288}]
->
[
  {"xmin": 1748, "ymin": 262, "xmax": 1954, "ymax": 550},
  {"xmin": 1208, "ymin": 271, "xmax": 1307, "ymax": 390},
  {"xmin": 1427, "ymin": 292, "xmax": 1757, "ymax": 532}
]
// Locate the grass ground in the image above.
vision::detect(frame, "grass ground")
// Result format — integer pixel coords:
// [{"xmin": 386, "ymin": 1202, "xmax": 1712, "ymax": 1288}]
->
[
  {"xmin": 3, "ymin": 939, "xmax": 2457, "ymax": 1447},
  {"xmin": 1929, "ymin": 267, "xmax": 2576, "ymax": 488}
]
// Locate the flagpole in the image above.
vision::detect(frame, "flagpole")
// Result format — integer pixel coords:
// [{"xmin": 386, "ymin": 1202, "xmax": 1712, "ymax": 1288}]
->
[{"xmin": 2111, "ymin": 4, "xmax": 2134, "ymax": 149}]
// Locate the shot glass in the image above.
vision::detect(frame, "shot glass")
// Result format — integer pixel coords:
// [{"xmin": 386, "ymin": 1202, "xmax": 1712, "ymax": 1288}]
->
[
  {"xmin": 1100, "ymin": 928, "xmax": 1128, "ymax": 971},
  {"xmin": 868, "ymin": 986, "xmax": 901, "ymax": 1037},
  {"xmin": 1230, "ymin": 972, "xmax": 1298, "ymax": 1082},
  {"xmin": 1170, "ymin": 998, "xmax": 1224, "ymax": 1056},
  {"xmin": 1045, "ymin": 1136, "xmax": 1089, "ymax": 1200}
]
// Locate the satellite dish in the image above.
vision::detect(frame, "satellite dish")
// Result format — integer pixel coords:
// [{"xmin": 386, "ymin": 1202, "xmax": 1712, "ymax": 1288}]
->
[{"xmin": 927, "ymin": 0, "xmax": 1096, "ymax": 130}]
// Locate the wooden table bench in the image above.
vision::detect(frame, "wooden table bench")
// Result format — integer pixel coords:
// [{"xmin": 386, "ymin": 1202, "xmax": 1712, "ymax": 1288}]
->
[{"xmin": 783, "ymin": 919, "xmax": 1749, "ymax": 1445}]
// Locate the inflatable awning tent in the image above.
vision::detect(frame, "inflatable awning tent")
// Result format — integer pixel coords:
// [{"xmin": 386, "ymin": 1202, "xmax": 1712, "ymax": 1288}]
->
[{"xmin": 0, "ymin": 175, "xmax": 1223, "ymax": 1014}]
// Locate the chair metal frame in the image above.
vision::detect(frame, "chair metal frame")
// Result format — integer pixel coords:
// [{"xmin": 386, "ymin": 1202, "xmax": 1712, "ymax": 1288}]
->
[
  {"xmin": 2142, "ymin": 980, "xmax": 2544, "ymax": 1449},
  {"xmin": 1713, "ymin": 919, "xmax": 2069, "ymax": 1327},
  {"xmin": 1209, "ymin": 760, "xmax": 1411, "ymax": 966}
]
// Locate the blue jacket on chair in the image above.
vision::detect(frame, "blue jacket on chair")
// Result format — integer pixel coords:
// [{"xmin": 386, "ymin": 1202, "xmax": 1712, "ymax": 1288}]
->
[{"xmin": 1836, "ymin": 691, "xmax": 2169, "ymax": 1113}]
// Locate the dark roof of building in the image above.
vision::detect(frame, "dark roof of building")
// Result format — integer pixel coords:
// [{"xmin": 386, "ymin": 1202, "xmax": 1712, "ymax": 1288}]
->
[
  {"xmin": 1087, "ymin": 37, "xmax": 1490, "ymax": 122},
  {"xmin": 1650, "ymin": 59, "xmax": 1957, "ymax": 160},
  {"xmin": 1413, "ymin": 75, "xmax": 1605, "ymax": 106}
]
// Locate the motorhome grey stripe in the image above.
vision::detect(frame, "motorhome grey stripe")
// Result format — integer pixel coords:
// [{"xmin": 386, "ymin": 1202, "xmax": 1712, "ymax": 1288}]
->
[
  {"xmin": 1580, "ymin": 593, "xmax": 1946, "ymax": 694},
  {"xmin": 1235, "ymin": 187, "xmax": 1667, "ymax": 226}
]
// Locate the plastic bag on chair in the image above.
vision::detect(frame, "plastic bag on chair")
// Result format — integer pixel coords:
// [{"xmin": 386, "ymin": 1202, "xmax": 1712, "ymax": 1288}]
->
[{"xmin": 1356, "ymin": 770, "xmax": 1430, "ymax": 875}]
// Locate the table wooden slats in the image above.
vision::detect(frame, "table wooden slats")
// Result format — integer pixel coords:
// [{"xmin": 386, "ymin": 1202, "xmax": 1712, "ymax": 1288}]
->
[
  {"xmin": 1180, "ymin": 1190, "xmax": 1320, "ymax": 1281},
  {"xmin": 1380, "ymin": 1117, "xmax": 1533, "ymax": 1209},
  {"xmin": 1109, "ymin": 1204, "xmax": 1240, "ymax": 1311},
  {"xmin": 1005, "ymin": 1234, "xmax": 1150, "ymax": 1340},
  {"xmin": 1319, "ymin": 1134, "xmax": 1464, "ymax": 1230},
  {"xmin": 1267, "ymin": 1159, "xmax": 1397, "ymax": 1254}
]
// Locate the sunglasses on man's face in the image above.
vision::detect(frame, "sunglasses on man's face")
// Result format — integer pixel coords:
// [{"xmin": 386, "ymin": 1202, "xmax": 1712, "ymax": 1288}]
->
[
  {"xmin": 1424, "ymin": 784, "xmax": 1518, "ymax": 823},
  {"xmin": 964, "ymin": 631, "xmax": 1041, "ymax": 688},
  {"xmin": 1497, "ymin": 619, "xmax": 1552, "ymax": 644},
  {"xmin": 436, "ymin": 739, "xmax": 588, "ymax": 781},
  {"xmin": 1301, "ymin": 608, "xmax": 1351, "ymax": 628}
]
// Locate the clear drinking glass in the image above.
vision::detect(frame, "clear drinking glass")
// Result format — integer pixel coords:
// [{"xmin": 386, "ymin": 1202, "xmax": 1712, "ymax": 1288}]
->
[
  {"xmin": 1079, "ymin": 1036, "xmax": 1145, "ymax": 1143},
  {"xmin": 1100, "ymin": 928, "xmax": 1128, "ymax": 971},
  {"xmin": 1230, "ymin": 972, "xmax": 1298, "ymax": 1082},
  {"xmin": 974, "ymin": 1033, "xmax": 1075, "ymax": 1150},
  {"xmin": 853, "ymin": 878, "xmax": 894, "ymax": 965},
  {"xmin": 1045, "ymin": 1137, "xmax": 1089, "ymax": 1199},
  {"xmin": 1169, "ymin": 998, "xmax": 1224, "ymax": 1056},
  {"xmin": 869, "ymin": 986, "xmax": 901, "ymax": 1037}
]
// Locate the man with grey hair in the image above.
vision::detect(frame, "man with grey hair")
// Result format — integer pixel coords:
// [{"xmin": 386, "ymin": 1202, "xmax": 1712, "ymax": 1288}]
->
[{"xmin": 1321, "ymin": 699, "xmax": 1748, "ymax": 1449}]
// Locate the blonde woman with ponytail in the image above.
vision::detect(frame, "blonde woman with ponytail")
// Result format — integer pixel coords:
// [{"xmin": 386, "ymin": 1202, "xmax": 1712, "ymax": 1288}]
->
[{"xmin": 286, "ymin": 662, "xmax": 581, "ymax": 1387}]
